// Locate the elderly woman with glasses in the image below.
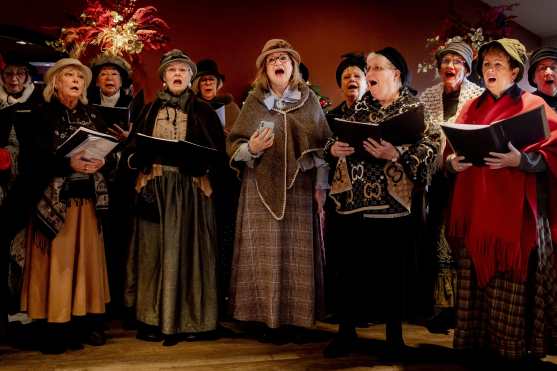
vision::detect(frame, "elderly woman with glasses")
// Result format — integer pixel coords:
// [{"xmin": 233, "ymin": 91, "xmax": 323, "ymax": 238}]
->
[
  {"xmin": 528, "ymin": 47, "xmax": 557, "ymax": 111},
  {"xmin": 124, "ymin": 49, "xmax": 225, "ymax": 346},
  {"xmin": 419, "ymin": 42, "xmax": 484, "ymax": 334},
  {"xmin": 446, "ymin": 39, "xmax": 557, "ymax": 366},
  {"xmin": 324, "ymin": 47, "xmax": 440, "ymax": 358},
  {"xmin": 227, "ymin": 39, "xmax": 330, "ymax": 342}
]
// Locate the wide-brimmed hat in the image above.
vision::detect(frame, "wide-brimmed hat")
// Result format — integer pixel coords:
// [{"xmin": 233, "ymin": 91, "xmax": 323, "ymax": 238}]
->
[
  {"xmin": 194, "ymin": 59, "xmax": 225, "ymax": 84},
  {"xmin": 335, "ymin": 53, "xmax": 366, "ymax": 87},
  {"xmin": 158, "ymin": 49, "xmax": 196, "ymax": 80},
  {"xmin": 90, "ymin": 55, "xmax": 132, "ymax": 88},
  {"xmin": 255, "ymin": 39, "xmax": 301, "ymax": 69},
  {"xmin": 435, "ymin": 41, "xmax": 473, "ymax": 72},
  {"xmin": 528, "ymin": 47, "xmax": 557, "ymax": 87},
  {"xmin": 476, "ymin": 38, "xmax": 528, "ymax": 81},
  {"xmin": 44, "ymin": 58, "xmax": 92, "ymax": 87}
]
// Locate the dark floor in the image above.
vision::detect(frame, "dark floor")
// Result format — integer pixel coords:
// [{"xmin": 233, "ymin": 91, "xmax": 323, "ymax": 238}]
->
[{"xmin": 1, "ymin": 322, "xmax": 557, "ymax": 370}]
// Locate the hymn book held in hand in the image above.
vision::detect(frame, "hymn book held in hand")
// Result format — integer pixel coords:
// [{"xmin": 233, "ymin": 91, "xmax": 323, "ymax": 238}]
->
[{"xmin": 441, "ymin": 105, "xmax": 549, "ymax": 166}]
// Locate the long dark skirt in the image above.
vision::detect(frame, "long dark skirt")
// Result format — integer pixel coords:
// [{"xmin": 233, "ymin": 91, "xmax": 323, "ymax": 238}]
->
[
  {"xmin": 331, "ymin": 213, "xmax": 416, "ymax": 325},
  {"xmin": 125, "ymin": 168, "xmax": 218, "ymax": 335}
]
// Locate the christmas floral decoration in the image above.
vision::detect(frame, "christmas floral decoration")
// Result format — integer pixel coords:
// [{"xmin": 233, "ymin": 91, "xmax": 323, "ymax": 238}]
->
[
  {"xmin": 47, "ymin": 0, "xmax": 169, "ymax": 65},
  {"xmin": 307, "ymin": 81, "xmax": 332, "ymax": 110},
  {"xmin": 418, "ymin": 3, "xmax": 518, "ymax": 74}
]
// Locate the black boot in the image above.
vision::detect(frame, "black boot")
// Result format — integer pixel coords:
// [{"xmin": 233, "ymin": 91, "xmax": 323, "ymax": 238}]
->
[
  {"xmin": 136, "ymin": 322, "xmax": 163, "ymax": 342},
  {"xmin": 383, "ymin": 320, "xmax": 406, "ymax": 360},
  {"xmin": 162, "ymin": 334, "xmax": 180, "ymax": 346},
  {"xmin": 323, "ymin": 324, "xmax": 357, "ymax": 358},
  {"xmin": 426, "ymin": 308, "xmax": 455, "ymax": 334},
  {"xmin": 40, "ymin": 323, "xmax": 67, "ymax": 354}
]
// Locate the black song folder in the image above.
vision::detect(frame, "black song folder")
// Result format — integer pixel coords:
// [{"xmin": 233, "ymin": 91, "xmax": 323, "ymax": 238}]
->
[
  {"xmin": 327, "ymin": 106, "xmax": 425, "ymax": 156},
  {"xmin": 441, "ymin": 105, "xmax": 549, "ymax": 166}
]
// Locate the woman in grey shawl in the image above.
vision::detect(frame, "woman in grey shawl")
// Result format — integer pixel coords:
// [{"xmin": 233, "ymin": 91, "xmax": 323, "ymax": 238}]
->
[{"xmin": 227, "ymin": 39, "xmax": 330, "ymax": 342}]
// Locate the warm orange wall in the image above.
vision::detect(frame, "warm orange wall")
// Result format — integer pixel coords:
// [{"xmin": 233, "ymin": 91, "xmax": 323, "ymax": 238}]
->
[{"xmin": 0, "ymin": 0, "xmax": 541, "ymax": 104}]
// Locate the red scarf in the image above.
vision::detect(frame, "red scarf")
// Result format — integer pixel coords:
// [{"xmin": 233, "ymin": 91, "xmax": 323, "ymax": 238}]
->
[
  {"xmin": 448, "ymin": 91, "xmax": 557, "ymax": 287},
  {"xmin": 0, "ymin": 148, "xmax": 11, "ymax": 171}
]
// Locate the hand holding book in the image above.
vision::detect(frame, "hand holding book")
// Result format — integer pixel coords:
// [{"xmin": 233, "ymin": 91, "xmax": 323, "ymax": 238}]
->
[
  {"xmin": 70, "ymin": 150, "xmax": 105, "ymax": 174},
  {"xmin": 484, "ymin": 142, "xmax": 521, "ymax": 169},
  {"xmin": 363, "ymin": 138, "xmax": 399, "ymax": 161}
]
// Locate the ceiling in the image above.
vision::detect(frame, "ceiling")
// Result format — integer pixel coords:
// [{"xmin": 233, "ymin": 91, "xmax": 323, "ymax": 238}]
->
[{"xmin": 482, "ymin": 0, "xmax": 557, "ymax": 41}]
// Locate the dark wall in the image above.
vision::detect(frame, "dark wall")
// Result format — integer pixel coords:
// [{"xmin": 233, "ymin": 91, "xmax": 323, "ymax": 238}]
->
[{"xmin": 0, "ymin": 0, "xmax": 541, "ymax": 104}]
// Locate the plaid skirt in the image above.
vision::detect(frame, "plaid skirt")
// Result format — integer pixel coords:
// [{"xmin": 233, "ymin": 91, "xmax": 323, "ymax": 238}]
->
[
  {"xmin": 229, "ymin": 168, "xmax": 320, "ymax": 329},
  {"xmin": 453, "ymin": 215, "xmax": 557, "ymax": 360}
]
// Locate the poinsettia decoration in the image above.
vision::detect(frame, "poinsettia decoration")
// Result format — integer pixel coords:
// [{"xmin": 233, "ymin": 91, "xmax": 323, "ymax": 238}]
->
[
  {"xmin": 307, "ymin": 82, "xmax": 332, "ymax": 110},
  {"xmin": 418, "ymin": 3, "xmax": 518, "ymax": 74},
  {"xmin": 48, "ymin": 0, "xmax": 169, "ymax": 64}
]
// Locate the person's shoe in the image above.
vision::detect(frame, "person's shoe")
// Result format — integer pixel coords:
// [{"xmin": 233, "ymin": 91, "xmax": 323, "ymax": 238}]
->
[
  {"xmin": 85, "ymin": 329, "xmax": 106, "ymax": 346},
  {"xmin": 40, "ymin": 341, "xmax": 66, "ymax": 354},
  {"xmin": 323, "ymin": 334, "xmax": 357, "ymax": 358},
  {"xmin": 135, "ymin": 329, "xmax": 163, "ymax": 343},
  {"xmin": 426, "ymin": 308, "xmax": 455, "ymax": 335},
  {"xmin": 162, "ymin": 334, "xmax": 180, "ymax": 346}
]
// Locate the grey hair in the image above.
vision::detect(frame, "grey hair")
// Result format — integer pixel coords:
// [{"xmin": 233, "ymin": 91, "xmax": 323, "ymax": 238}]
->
[
  {"xmin": 366, "ymin": 52, "xmax": 402, "ymax": 90},
  {"xmin": 43, "ymin": 66, "xmax": 88, "ymax": 104}
]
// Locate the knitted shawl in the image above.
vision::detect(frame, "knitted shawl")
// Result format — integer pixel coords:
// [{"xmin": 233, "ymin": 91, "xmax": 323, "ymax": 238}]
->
[{"xmin": 227, "ymin": 84, "xmax": 331, "ymax": 220}]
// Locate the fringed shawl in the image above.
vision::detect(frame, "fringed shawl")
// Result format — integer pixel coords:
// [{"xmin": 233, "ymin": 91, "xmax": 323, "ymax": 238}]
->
[
  {"xmin": 448, "ymin": 89, "xmax": 557, "ymax": 286},
  {"xmin": 227, "ymin": 84, "xmax": 331, "ymax": 220}
]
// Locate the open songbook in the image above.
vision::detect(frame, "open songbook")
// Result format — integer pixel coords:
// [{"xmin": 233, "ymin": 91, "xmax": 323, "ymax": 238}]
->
[
  {"xmin": 91, "ymin": 104, "xmax": 130, "ymax": 130},
  {"xmin": 441, "ymin": 105, "xmax": 549, "ymax": 166},
  {"xmin": 135, "ymin": 133, "xmax": 221, "ymax": 175},
  {"xmin": 327, "ymin": 106, "xmax": 425, "ymax": 156},
  {"xmin": 56, "ymin": 127, "xmax": 119, "ymax": 160}
]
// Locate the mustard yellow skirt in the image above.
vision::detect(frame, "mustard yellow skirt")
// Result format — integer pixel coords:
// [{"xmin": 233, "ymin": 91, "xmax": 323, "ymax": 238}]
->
[{"xmin": 20, "ymin": 200, "xmax": 110, "ymax": 323}]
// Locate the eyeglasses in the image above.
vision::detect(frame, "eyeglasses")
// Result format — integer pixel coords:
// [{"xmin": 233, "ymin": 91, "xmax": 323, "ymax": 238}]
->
[
  {"xmin": 266, "ymin": 55, "xmax": 290, "ymax": 65},
  {"xmin": 536, "ymin": 64, "xmax": 557, "ymax": 73},
  {"xmin": 200, "ymin": 76, "xmax": 217, "ymax": 84},
  {"xmin": 441, "ymin": 57, "xmax": 466, "ymax": 67},
  {"xmin": 2, "ymin": 69, "xmax": 27, "ymax": 80},
  {"xmin": 365, "ymin": 65, "xmax": 396, "ymax": 73}
]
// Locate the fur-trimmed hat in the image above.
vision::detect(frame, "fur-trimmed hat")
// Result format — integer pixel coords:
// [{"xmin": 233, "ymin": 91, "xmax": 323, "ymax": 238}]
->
[
  {"xmin": 435, "ymin": 41, "xmax": 473, "ymax": 72},
  {"xmin": 476, "ymin": 38, "xmax": 528, "ymax": 82},
  {"xmin": 158, "ymin": 49, "xmax": 196, "ymax": 80},
  {"xmin": 528, "ymin": 47, "xmax": 557, "ymax": 87},
  {"xmin": 335, "ymin": 53, "xmax": 366, "ymax": 87},
  {"xmin": 44, "ymin": 58, "xmax": 92, "ymax": 87},
  {"xmin": 255, "ymin": 39, "xmax": 301, "ymax": 69},
  {"xmin": 90, "ymin": 55, "xmax": 132, "ymax": 88}
]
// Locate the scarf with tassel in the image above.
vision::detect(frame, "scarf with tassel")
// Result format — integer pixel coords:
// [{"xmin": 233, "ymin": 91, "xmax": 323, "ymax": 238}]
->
[{"xmin": 448, "ymin": 89, "xmax": 557, "ymax": 287}]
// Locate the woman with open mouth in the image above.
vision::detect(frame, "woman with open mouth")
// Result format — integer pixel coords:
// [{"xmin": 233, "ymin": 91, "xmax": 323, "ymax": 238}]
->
[
  {"xmin": 419, "ymin": 41, "xmax": 484, "ymax": 335},
  {"xmin": 446, "ymin": 38, "xmax": 557, "ymax": 367},
  {"xmin": 324, "ymin": 47, "xmax": 440, "ymax": 359},
  {"xmin": 328, "ymin": 53, "xmax": 367, "ymax": 118},
  {"xmin": 14, "ymin": 58, "xmax": 110, "ymax": 353},
  {"xmin": 528, "ymin": 47, "xmax": 557, "ymax": 111},
  {"xmin": 227, "ymin": 39, "xmax": 330, "ymax": 343},
  {"xmin": 124, "ymin": 49, "xmax": 226, "ymax": 346}
]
